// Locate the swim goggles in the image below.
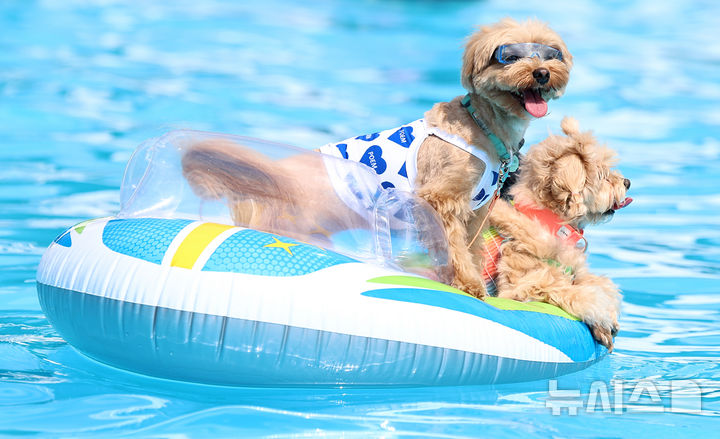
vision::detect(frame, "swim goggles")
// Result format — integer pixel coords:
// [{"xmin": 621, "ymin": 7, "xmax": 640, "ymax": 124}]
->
[{"xmin": 494, "ymin": 43, "xmax": 563, "ymax": 64}]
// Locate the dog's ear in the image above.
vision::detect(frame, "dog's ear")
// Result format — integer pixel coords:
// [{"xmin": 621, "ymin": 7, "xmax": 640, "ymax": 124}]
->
[
  {"xmin": 461, "ymin": 20, "xmax": 517, "ymax": 92},
  {"xmin": 461, "ymin": 28, "xmax": 491, "ymax": 92},
  {"xmin": 564, "ymin": 192, "xmax": 587, "ymax": 220},
  {"xmin": 551, "ymin": 153, "xmax": 588, "ymax": 220}
]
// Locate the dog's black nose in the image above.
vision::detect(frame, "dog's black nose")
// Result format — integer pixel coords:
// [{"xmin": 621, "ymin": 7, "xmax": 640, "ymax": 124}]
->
[
  {"xmin": 533, "ymin": 68, "xmax": 550, "ymax": 85},
  {"xmin": 624, "ymin": 178, "xmax": 631, "ymax": 189}
]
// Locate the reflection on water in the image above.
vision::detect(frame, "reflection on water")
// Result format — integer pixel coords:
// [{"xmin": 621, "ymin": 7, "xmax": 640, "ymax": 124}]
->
[{"xmin": 1, "ymin": 0, "xmax": 719, "ymax": 436}]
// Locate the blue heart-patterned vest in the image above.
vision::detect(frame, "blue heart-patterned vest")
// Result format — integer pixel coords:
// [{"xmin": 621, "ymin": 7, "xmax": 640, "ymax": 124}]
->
[{"xmin": 318, "ymin": 119, "xmax": 501, "ymax": 210}]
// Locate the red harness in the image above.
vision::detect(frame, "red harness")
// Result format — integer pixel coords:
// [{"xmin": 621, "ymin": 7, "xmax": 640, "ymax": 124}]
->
[{"xmin": 513, "ymin": 202, "xmax": 587, "ymax": 252}]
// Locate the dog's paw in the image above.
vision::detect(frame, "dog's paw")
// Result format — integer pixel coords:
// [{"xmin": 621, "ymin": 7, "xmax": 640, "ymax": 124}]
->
[
  {"xmin": 587, "ymin": 301, "xmax": 619, "ymax": 351},
  {"xmin": 590, "ymin": 321, "xmax": 619, "ymax": 351},
  {"xmin": 558, "ymin": 284, "xmax": 621, "ymax": 350},
  {"xmin": 585, "ymin": 309, "xmax": 620, "ymax": 351},
  {"xmin": 570, "ymin": 286, "xmax": 620, "ymax": 351},
  {"xmin": 452, "ymin": 279, "xmax": 486, "ymax": 299}
]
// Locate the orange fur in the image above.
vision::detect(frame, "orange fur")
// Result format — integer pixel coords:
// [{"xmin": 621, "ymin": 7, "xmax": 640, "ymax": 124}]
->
[
  {"xmin": 181, "ymin": 19, "xmax": 573, "ymax": 297},
  {"xmin": 488, "ymin": 117, "xmax": 630, "ymax": 350}
]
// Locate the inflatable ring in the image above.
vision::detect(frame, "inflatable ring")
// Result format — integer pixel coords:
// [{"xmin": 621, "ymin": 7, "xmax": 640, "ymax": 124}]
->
[{"xmin": 37, "ymin": 216, "xmax": 607, "ymax": 386}]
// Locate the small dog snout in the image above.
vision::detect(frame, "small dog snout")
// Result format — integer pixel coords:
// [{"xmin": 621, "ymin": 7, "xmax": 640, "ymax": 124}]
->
[
  {"xmin": 623, "ymin": 178, "xmax": 631, "ymax": 190},
  {"xmin": 533, "ymin": 68, "xmax": 550, "ymax": 85}
]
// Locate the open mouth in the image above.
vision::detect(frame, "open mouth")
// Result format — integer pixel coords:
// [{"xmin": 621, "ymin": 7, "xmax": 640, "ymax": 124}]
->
[
  {"xmin": 512, "ymin": 89, "xmax": 548, "ymax": 118},
  {"xmin": 602, "ymin": 197, "xmax": 632, "ymax": 217},
  {"xmin": 612, "ymin": 197, "xmax": 633, "ymax": 211}
]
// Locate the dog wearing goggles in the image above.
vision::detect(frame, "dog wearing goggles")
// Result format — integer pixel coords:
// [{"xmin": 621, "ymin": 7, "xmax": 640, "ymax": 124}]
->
[
  {"xmin": 181, "ymin": 18, "xmax": 573, "ymax": 297},
  {"xmin": 484, "ymin": 117, "xmax": 632, "ymax": 349}
]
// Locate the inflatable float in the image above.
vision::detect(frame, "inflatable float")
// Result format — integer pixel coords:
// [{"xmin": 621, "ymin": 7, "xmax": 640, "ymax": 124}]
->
[{"xmin": 36, "ymin": 130, "xmax": 608, "ymax": 386}]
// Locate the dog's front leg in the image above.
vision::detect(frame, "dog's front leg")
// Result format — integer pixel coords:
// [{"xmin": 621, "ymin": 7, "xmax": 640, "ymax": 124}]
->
[
  {"xmin": 414, "ymin": 138, "xmax": 489, "ymax": 297},
  {"xmin": 568, "ymin": 271, "xmax": 622, "ymax": 350},
  {"xmin": 500, "ymin": 266, "xmax": 621, "ymax": 351},
  {"xmin": 428, "ymin": 204, "xmax": 487, "ymax": 298}
]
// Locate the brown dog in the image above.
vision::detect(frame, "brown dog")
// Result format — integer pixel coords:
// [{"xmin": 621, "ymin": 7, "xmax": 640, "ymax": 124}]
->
[
  {"xmin": 484, "ymin": 117, "xmax": 632, "ymax": 349},
  {"xmin": 181, "ymin": 19, "xmax": 573, "ymax": 297}
]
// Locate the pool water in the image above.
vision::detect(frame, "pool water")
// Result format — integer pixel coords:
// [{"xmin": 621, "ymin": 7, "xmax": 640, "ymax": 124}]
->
[{"xmin": 2, "ymin": 0, "xmax": 719, "ymax": 436}]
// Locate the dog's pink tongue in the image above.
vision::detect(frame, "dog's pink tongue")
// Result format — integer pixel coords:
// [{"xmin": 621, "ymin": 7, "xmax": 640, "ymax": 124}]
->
[
  {"xmin": 523, "ymin": 89, "xmax": 548, "ymax": 118},
  {"xmin": 613, "ymin": 197, "xmax": 633, "ymax": 210}
]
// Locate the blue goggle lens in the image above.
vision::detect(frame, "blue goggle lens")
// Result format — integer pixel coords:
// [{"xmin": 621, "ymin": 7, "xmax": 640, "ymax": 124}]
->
[{"xmin": 494, "ymin": 43, "xmax": 563, "ymax": 64}]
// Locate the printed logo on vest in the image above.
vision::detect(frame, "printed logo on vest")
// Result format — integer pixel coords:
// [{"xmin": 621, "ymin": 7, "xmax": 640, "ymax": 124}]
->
[
  {"xmin": 356, "ymin": 133, "xmax": 380, "ymax": 142},
  {"xmin": 360, "ymin": 145, "xmax": 387, "ymax": 175},
  {"xmin": 388, "ymin": 126, "xmax": 414, "ymax": 148},
  {"xmin": 381, "ymin": 181, "xmax": 395, "ymax": 189}
]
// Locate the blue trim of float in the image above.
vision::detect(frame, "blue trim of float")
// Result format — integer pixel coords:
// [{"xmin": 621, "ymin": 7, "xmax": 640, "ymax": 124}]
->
[
  {"xmin": 361, "ymin": 288, "xmax": 605, "ymax": 363},
  {"xmin": 37, "ymin": 283, "xmax": 604, "ymax": 387},
  {"xmin": 54, "ymin": 231, "xmax": 72, "ymax": 247}
]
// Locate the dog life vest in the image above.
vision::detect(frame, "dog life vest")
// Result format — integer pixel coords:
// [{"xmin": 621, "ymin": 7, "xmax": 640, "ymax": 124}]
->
[
  {"xmin": 481, "ymin": 203, "xmax": 583, "ymax": 294},
  {"xmin": 318, "ymin": 119, "xmax": 502, "ymax": 211}
]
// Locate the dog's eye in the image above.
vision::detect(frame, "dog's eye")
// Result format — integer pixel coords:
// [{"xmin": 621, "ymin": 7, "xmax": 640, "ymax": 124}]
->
[{"xmin": 505, "ymin": 55, "xmax": 519, "ymax": 63}]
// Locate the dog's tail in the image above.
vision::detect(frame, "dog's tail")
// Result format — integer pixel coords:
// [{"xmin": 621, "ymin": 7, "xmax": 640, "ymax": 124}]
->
[{"xmin": 181, "ymin": 139, "xmax": 298, "ymax": 226}]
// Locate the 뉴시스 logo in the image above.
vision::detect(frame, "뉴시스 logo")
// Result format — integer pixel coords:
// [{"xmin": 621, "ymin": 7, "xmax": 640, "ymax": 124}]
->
[{"xmin": 545, "ymin": 379, "xmax": 707, "ymax": 415}]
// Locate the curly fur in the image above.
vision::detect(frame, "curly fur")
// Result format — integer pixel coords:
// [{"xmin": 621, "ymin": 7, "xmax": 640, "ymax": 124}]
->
[
  {"xmin": 488, "ymin": 117, "xmax": 631, "ymax": 350},
  {"xmin": 181, "ymin": 18, "xmax": 573, "ymax": 297}
]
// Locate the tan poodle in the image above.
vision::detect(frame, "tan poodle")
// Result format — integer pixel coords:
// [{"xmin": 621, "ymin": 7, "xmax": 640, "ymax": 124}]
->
[
  {"xmin": 483, "ymin": 117, "xmax": 632, "ymax": 349},
  {"xmin": 181, "ymin": 18, "xmax": 573, "ymax": 297}
]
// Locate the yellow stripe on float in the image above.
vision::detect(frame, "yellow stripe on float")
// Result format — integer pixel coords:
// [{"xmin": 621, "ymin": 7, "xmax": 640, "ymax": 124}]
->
[{"xmin": 170, "ymin": 222, "xmax": 235, "ymax": 269}]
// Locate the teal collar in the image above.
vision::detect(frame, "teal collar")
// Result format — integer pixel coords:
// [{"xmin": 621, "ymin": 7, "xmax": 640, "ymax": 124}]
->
[{"xmin": 460, "ymin": 94, "xmax": 522, "ymax": 175}]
